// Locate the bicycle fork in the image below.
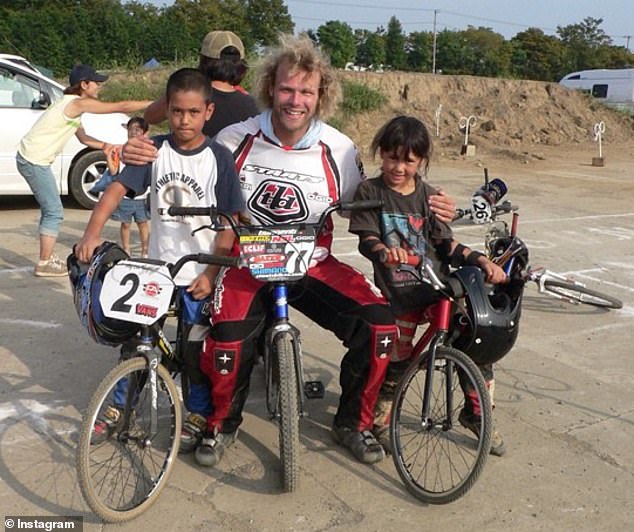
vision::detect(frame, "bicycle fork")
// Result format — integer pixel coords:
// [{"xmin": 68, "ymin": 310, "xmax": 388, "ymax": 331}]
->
[
  {"xmin": 413, "ymin": 299, "xmax": 456, "ymax": 430},
  {"xmin": 263, "ymin": 284, "xmax": 305, "ymax": 419},
  {"xmin": 119, "ymin": 326, "xmax": 162, "ymax": 446}
]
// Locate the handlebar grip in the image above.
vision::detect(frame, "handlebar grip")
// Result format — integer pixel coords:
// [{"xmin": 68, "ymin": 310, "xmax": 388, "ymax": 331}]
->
[
  {"xmin": 167, "ymin": 206, "xmax": 216, "ymax": 217},
  {"xmin": 492, "ymin": 200, "xmax": 516, "ymax": 214},
  {"xmin": 195, "ymin": 254, "xmax": 240, "ymax": 268},
  {"xmin": 384, "ymin": 255, "xmax": 421, "ymax": 267},
  {"xmin": 339, "ymin": 199, "xmax": 383, "ymax": 211}
]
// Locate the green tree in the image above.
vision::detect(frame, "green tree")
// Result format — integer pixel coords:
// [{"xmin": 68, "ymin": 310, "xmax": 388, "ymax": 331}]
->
[
  {"xmin": 557, "ymin": 17, "xmax": 611, "ymax": 71},
  {"xmin": 246, "ymin": 0, "xmax": 294, "ymax": 47},
  {"xmin": 385, "ymin": 16, "xmax": 406, "ymax": 70},
  {"xmin": 317, "ymin": 20, "xmax": 356, "ymax": 68},
  {"xmin": 354, "ymin": 28, "xmax": 385, "ymax": 68},
  {"xmin": 461, "ymin": 26, "xmax": 511, "ymax": 77},
  {"xmin": 407, "ymin": 31, "xmax": 432, "ymax": 72},
  {"xmin": 434, "ymin": 29, "xmax": 471, "ymax": 74},
  {"xmin": 510, "ymin": 28, "xmax": 566, "ymax": 81},
  {"xmin": 600, "ymin": 45, "xmax": 634, "ymax": 69}
]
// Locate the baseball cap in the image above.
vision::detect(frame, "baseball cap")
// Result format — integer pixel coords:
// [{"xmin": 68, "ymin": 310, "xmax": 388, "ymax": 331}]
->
[
  {"xmin": 69, "ymin": 64, "xmax": 108, "ymax": 86},
  {"xmin": 201, "ymin": 31, "xmax": 245, "ymax": 59}
]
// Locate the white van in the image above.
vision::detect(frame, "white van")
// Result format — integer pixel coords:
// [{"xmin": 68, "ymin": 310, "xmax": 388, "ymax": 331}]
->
[
  {"xmin": 559, "ymin": 68, "xmax": 634, "ymax": 114},
  {"xmin": 0, "ymin": 54, "xmax": 128, "ymax": 208}
]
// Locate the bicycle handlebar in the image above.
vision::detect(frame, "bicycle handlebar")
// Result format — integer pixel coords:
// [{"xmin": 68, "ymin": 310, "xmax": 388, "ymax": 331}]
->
[
  {"xmin": 339, "ymin": 200, "xmax": 383, "ymax": 211},
  {"xmin": 383, "ymin": 255, "xmax": 421, "ymax": 267},
  {"xmin": 383, "ymin": 254, "xmax": 447, "ymax": 291},
  {"xmin": 167, "ymin": 199, "xmax": 384, "ymax": 238},
  {"xmin": 169, "ymin": 252, "xmax": 240, "ymax": 278}
]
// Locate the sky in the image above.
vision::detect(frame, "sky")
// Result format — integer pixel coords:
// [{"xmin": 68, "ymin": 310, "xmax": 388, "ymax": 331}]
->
[{"xmin": 149, "ymin": 0, "xmax": 633, "ymax": 50}]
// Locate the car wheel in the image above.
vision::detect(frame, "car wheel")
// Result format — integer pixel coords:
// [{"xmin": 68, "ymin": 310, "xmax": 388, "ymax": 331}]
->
[{"xmin": 69, "ymin": 151, "xmax": 107, "ymax": 209}]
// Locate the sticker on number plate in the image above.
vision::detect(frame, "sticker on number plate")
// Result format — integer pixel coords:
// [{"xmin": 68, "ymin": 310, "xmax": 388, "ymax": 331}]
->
[{"xmin": 100, "ymin": 260, "xmax": 174, "ymax": 325}]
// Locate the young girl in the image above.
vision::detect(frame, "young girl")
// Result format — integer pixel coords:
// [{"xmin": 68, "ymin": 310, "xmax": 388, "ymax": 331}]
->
[
  {"xmin": 348, "ymin": 115, "xmax": 508, "ymax": 456},
  {"xmin": 16, "ymin": 64, "xmax": 152, "ymax": 276},
  {"xmin": 92, "ymin": 117, "xmax": 151, "ymax": 257}
]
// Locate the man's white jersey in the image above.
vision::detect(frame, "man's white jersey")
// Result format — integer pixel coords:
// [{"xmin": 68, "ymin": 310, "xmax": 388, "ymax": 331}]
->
[{"xmin": 216, "ymin": 116, "xmax": 365, "ymax": 234}]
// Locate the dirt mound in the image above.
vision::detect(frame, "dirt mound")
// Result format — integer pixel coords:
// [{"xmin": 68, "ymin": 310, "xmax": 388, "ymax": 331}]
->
[{"xmin": 339, "ymin": 71, "xmax": 634, "ymax": 163}]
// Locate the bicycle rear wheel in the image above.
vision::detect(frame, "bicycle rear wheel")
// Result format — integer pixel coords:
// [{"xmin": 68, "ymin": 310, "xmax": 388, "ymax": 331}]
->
[
  {"xmin": 273, "ymin": 333, "xmax": 300, "ymax": 492},
  {"xmin": 542, "ymin": 279, "xmax": 623, "ymax": 309},
  {"xmin": 77, "ymin": 357, "xmax": 181, "ymax": 522},
  {"xmin": 391, "ymin": 346, "xmax": 492, "ymax": 504}
]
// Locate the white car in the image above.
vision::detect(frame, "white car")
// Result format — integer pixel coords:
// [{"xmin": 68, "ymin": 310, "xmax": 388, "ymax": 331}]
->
[{"xmin": 0, "ymin": 54, "xmax": 128, "ymax": 208}]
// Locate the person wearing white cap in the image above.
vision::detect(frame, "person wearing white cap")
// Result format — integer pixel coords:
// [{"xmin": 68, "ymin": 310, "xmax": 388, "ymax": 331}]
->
[
  {"xmin": 16, "ymin": 64, "xmax": 152, "ymax": 277},
  {"xmin": 144, "ymin": 30, "xmax": 258, "ymax": 138}
]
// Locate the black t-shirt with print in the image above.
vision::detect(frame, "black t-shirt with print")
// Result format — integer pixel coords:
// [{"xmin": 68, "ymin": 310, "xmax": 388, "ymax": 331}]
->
[{"xmin": 349, "ymin": 175, "xmax": 453, "ymax": 313}]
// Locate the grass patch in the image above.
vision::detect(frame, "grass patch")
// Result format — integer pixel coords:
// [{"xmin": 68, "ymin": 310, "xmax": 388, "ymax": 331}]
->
[{"xmin": 339, "ymin": 80, "xmax": 386, "ymax": 116}]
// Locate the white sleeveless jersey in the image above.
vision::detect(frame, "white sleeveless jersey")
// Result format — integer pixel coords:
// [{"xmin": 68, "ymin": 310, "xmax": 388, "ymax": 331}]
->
[{"xmin": 216, "ymin": 116, "xmax": 365, "ymax": 232}]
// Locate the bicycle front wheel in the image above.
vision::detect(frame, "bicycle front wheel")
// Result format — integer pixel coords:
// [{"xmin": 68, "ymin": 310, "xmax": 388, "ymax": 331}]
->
[
  {"xmin": 391, "ymin": 346, "xmax": 492, "ymax": 504},
  {"xmin": 273, "ymin": 333, "xmax": 300, "ymax": 492},
  {"xmin": 542, "ymin": 279, "xmax": 623, "ymax": 309},
  {"xmin": 77, "ymin": 357, "xmax": 181, "ymax": 522}
]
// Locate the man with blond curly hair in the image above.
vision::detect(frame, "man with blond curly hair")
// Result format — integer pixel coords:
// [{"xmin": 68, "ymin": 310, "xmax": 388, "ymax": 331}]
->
[{"xmin": 195, "ymin": 34, "xmax": 400, "ymax": 468}]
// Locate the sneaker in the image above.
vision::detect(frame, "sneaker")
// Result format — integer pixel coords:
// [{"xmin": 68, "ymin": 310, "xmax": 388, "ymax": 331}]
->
[
  {"xmin": 194, "ymin": 429, "xmax": 238, "ymax": 467},
  {"xmin": 91, "ymin": 405, "xmax": 123, "ymax": 445},
  {"xmin": 458, "ymin": 409, "xmax": 507, "ymax": 457},
  {"xmin": 34, "ymin": 254, "xmax": 67, "ymax": 277},
  {"xmin": 179, "ymin": 412, "xmax": 207, "ymax": 454},
  {"xmin": 331, "ymin": 425, "xmax": 386, "ymax": 464}
]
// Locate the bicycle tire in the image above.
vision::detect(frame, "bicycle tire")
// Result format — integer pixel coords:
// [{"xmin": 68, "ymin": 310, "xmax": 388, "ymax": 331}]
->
[
  {"xmin": 273, "ymin": 333, "xmax": 300, "ymax": 492},
  {"xmin": 77, "ymin": 357, "xmax": 181, "ymax": 522},
  {"xmin": 391, "ymin": 346, "xmax": 492, "ymax": 504},
  {"xmin": 542, "ymin": 279, "xmax": 623, "ymax": 309}
]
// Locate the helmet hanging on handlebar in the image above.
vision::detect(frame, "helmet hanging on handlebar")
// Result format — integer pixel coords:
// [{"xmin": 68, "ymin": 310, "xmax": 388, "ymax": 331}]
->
[
  {"xmin": 67, "ymin": 242, "xmax": 140, "ymax": 346},
  {"xmin": 450, "ymin": 266, "xmax": 524, "ymax": 366}
]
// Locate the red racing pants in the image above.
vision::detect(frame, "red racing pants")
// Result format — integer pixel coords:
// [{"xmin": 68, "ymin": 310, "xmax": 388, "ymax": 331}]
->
[{"xmin": 200, "ymin": 254, "xmax": 398, "ymax": 434}]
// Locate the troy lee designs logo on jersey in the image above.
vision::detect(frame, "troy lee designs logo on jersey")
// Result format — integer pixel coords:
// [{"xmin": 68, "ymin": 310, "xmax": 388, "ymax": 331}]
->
[{"xmin": 248, "ymin": 179, "xmax": 308, "ymax": 224}]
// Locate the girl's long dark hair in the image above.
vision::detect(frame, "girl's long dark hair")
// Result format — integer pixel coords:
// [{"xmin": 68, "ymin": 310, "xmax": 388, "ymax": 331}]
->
[{"xmin": 371, "ymin": 115, "xmax": 433, "ymax": 174}]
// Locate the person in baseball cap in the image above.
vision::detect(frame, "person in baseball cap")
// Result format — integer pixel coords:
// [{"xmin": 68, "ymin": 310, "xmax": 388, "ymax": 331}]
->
[
  {"xmin": 142, "ymin": 29, "xmax": 258, "ymax": 141},
  {"xmin": 200, "ymin": 30, "xmax": 245, "ymax": 59},
  {"xmin": 69, "ymin": 64, "xmax": 108, "ymax": 86}
]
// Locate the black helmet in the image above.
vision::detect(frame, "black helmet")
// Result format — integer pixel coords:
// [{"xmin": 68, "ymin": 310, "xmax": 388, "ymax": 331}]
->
[
  {"xmin": 451, "ymin": 266, "xmax": 524, "ymax": 365},
  {"xmin": 67, "ymin": 242, "xmax": 139, "ymax": 346}
]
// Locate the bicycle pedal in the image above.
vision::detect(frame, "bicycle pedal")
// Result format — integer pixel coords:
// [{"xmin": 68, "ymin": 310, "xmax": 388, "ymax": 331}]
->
[{"xmin": 304, "ymin": 381, "xmax": 325, "ymax": 399}]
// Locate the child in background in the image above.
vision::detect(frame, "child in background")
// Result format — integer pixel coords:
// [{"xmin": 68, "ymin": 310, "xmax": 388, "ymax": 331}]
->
[
  {"xmin": 348, "ymin": 115, "xmax": 508, "ymax": 456},
  {"xmin": 91, "ymin": 117, "xmax": 150, "ymax": 257}
]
